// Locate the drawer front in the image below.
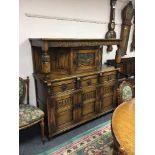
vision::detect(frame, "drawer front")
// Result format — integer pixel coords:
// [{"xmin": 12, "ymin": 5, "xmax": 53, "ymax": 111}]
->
[
  {"xmin": 51, "ymin": 79, "xmax": 75, "ymax": 95},
  {"xmin": 81, "ymin": 75, "xmax": 98, "ymax": 88},
  {"xmin": 101, "ymin": 71, "xmax": 117, "ymax": 85}
]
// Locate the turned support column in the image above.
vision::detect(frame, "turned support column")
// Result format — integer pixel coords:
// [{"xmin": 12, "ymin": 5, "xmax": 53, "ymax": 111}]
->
[
  {"xmin": 115, "ymin": 45, "xmax": 121, "ymax": 68},
  {"xmin": 41, "ymin": 41, "xmax": 51, "ymax": 79}
]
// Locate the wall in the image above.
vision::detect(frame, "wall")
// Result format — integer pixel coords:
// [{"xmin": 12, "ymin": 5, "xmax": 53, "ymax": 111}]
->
[{"xmin": 19, "ymin": 0, "xmax": 135, "ymax": 106}]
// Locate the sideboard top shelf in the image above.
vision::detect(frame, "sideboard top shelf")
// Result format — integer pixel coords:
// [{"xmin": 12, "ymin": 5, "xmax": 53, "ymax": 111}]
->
[{"xmin": 29, "ymin": 38, "xmax": 121, "ymax": 47}]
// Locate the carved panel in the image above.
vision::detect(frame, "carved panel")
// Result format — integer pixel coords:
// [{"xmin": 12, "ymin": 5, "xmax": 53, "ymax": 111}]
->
[
  {"xmin": 56, "ymin": 97, "xmax": 73, "ymax": 112},
  {"xmin": 81, "ymin": 89, "xmax": 97, "ymax": 118},
  {"xmin": 41, "ymin": 53, "xmax": 51, "ymax": 73},
  {"xmin": 72, "ymin": 48, "xmax": 100, "ymax": 74},
  {"xmin": 103, "ymin": 86, "xmax": 114, "ymax": 96},
  {"xmin": 77, "ymin": 53, "xmax": 95, "ymax": 67},
  {"xmin": 102, "ymin": 95, "xmax": 114, "ymax": 110},
  {"xmin": 55, "ymin": 95, "xmax": 73, "ymax": 127},
  {"xmin": 50, "ymin": 48, "xmax": 70, "ymax": 74},
  {"xmin": 83, "ymin": 91, "xmax": 96, "ymax": 101}
]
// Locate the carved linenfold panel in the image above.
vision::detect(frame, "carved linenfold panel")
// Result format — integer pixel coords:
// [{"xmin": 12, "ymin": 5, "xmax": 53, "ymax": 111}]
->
[
  {"xmin": 50, "ymin": 48, "xmax": 69, "ymax": 73},
  {"xmin": 82, "ymin": 101, "xmax": 95, "ymax": 117},
  {"xmin": 83, "ymin": 91, "xmax": 96, "ymax": 101},
  {"xmin": 103, "ymin": 86, "xmax": 113, "ymax": 95},
  {"xmin": 77, "ymin": 53, "xmax": 95, "ymax": 67},
  {"xmin": 102, "ymin": 95, "xmax": 114, "ymax": 110},
  {"xmin": 56, "ymin": 97, "xmax": 73, "ymax": 112}
]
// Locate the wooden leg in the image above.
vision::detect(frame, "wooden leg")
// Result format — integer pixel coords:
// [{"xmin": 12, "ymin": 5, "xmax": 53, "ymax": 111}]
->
[
  {"xmin": 118, "ymin": 146, "xmax": 127, "ymax": 155},
  {"xmin": 40, "ymin": 118, "xmax": 45, "ymax": 144}
]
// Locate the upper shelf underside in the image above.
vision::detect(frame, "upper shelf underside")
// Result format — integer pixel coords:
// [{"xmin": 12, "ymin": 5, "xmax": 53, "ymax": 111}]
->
[{"xmin": 30, "ymin": 38, "xmax": 121, "ymax": 47}]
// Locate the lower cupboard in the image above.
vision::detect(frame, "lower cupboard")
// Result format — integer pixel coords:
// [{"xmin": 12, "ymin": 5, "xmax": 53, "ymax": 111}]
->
[{"xmin": 35, "ymin": 67, "xmax": 118, "ymax": 138}]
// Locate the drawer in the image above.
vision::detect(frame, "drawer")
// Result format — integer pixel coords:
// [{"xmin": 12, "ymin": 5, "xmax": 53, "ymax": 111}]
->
[
  {"xmin": 81, "ymin": 75, "xmax": 97, "ymax": 88},
  {"xmin": 101, "ymin": 71, "xmax": 117, "ymax": 85},
  {"xmin": 51, "ymin": 79, "xmax": 75, "ymax": 95}
]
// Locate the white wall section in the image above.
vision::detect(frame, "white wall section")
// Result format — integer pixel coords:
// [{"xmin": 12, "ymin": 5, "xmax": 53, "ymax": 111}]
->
[{"xmin": 19, "ymin": 0, "xmax": 135, "ymax": 106}]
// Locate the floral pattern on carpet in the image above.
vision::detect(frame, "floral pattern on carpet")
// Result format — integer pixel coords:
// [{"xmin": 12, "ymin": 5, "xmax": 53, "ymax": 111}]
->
[{"xmin": 39, "ymin": 120, "xmax": 113, "ymax": 155}]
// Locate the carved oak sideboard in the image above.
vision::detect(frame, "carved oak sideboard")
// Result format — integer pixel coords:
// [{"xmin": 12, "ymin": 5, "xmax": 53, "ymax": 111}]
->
[{"xmin": 30, "ymin": 38, "xmax": 121, "ymax": 138}]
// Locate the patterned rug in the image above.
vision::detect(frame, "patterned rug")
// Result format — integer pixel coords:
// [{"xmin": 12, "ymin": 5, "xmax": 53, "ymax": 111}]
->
[{"xmin": 39, "ymin": 120, "xmax": 113, "ymax": 155}]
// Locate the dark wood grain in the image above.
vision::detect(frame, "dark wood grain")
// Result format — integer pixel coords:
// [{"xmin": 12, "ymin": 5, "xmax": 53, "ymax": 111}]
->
[{"xmin": 30, "ymin": 39, "xmax": 120, "ymax": 138}]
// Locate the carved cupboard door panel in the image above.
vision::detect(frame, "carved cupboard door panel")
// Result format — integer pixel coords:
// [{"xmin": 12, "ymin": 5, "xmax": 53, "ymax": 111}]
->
[
  {"xmin": 100, "ymin": 84, "xmax": 116, "ymax": 112},
  {"xmin": 71, "ymin": 47, "xmax": 102, "ymax": 74},
  {"xmin": 48, "ymin": 92, "xmax": 75, "ymax": 135},
  {"xmin": 80, "ymin": 87, "xmax": 98, "ymax": 120}
]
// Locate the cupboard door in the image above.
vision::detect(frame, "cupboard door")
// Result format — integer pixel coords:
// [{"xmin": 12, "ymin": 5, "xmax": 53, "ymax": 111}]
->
[
  {"xmin": 100, "ymin": 84, "xmax": 116, "ymax": 112},
  {"xmin": 49, "ymin": 93, "xmax": 75, "ymax": 131},
  {"xmin": 80, "ymin": 87, "xmax": 98, "ymax": 119},
  {"xmin": 71, "ymin": 47, "xmax": 102, "ymax": 74}
]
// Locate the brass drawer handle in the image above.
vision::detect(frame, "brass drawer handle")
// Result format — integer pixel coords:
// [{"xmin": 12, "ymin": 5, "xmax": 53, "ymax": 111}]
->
[
  {"xmin": 87, "ymin": 80, "xmax": 92, "ymax": 86},
  {"xmin": 61, "ymin": 84, "xmax": 67, "ymax": 91}
]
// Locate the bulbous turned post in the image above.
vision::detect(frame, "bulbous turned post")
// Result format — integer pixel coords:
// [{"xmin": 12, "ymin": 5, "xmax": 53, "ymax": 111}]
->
[
  {"xmin": 105, "ymin": 0, "xmax": 117, "ymax": 52},
  {"xmin": 115, "ymin": 45, "xmax": 121, "ymax": 68},
  {"xmin": 41, "ymin": 40, "xmax": 51, "ymax": 80}
]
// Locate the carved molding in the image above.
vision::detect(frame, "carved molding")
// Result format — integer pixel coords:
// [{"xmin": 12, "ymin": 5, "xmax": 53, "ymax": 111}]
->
[{"xmin": 30, "ymin": 39, "xmax": 121, "ymax": 48}]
